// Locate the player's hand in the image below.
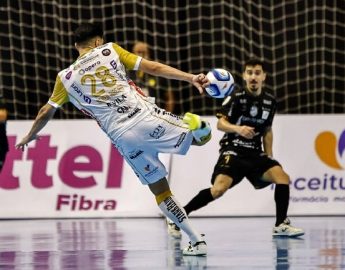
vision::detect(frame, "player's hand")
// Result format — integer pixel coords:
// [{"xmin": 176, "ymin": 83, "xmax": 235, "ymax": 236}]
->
[
  {"xmin": 192, "ymin": 73, "xmax": 210, "ymax": 94},
  {"xmin": 237, "ymin": 125, "xmax": 255, "ymax": 139},
  {"xmin": 15, "ymin": 134, "xmax": 40, "ymax": 151}
]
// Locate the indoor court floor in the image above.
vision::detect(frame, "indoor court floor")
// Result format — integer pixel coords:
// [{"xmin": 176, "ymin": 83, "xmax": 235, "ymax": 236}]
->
[{"xmin": 0, "ymin": 216, "xmax": 344, "ymax": 269}]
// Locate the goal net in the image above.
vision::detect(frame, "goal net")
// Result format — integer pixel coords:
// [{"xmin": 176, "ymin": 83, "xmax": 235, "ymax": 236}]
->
[{"xmin": 1, "ymin": 1, "xmax": 344, "ymax": 119}]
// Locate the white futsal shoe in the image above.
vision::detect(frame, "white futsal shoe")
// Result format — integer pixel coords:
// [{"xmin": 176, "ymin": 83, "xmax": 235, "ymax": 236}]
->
[
  {"xmin": 272, "ymin": 218, "xmax": 305, "ymax": 237},
  {"xmin": 182, "ymin": 235, "xmax": 207, "ymax": 256}
]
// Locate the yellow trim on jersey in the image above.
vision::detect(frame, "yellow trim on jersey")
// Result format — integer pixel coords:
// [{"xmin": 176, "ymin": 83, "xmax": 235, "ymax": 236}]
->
[
  {"xmin": 112, "ymin": 43, "xmax": 140, "ymax": 70},
  {"xmin": 155, "ymin": 190, "xmax": 172, "ymax": 205},
  {"xmin": 49, "ymin": 75, "xmax": 69, "ymax": 107}
]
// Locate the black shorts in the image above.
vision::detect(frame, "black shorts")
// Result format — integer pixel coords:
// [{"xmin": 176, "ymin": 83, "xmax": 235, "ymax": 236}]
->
[{"xmin": 210, "ymin": 150, "xmax": 281, "ymax": 189}]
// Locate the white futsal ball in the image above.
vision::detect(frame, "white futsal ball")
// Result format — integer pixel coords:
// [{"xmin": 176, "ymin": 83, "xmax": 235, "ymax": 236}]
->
[{"xmin": 205, "ymin": 68, "xmax": 235, "ymax": 98}]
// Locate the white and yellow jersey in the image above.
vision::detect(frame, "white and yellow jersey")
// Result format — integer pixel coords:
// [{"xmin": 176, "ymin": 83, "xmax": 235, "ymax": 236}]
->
[{"xmin": 48, "ymin": 42, "xmax": 155, "ymax": 141}]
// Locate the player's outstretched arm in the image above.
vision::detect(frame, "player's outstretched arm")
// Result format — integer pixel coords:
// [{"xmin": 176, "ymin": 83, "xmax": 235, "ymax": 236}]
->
[
  {"xmin": 16, "ymin": 103, "xmax": 57, "ymax": 151},
  {"xmin": 217, "ymin": 116, "xmax": 255, "ymax": 139},
  {"xmin": 139, "ymin": 58, "xmax": 209, "ymax": 94}
]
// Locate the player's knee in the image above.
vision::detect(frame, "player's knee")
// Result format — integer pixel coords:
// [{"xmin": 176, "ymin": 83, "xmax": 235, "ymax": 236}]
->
[
  {"xmin": 274, "ymin": 170, "xmax": 290, "ymax": 185},
  {"xmin": 211, "ymin": 174, "xmax": 232, "ymax": 198},
  {"xmin": 211, "ymin": 185, "xmax": 228, "ymax": 199},
  {"xmin": 266, "ymin": 166, "xmax": 290, "ymax": 185}
]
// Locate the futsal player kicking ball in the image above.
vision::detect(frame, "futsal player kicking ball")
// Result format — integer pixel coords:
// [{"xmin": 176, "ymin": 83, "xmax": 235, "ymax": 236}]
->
[
  {"xmin": 15, "ymin": 23, "xmax": 211, "ymax": 256},
  {"xmin": 167, "ymin": 58, "xmax": 304, "ymax": 239}
]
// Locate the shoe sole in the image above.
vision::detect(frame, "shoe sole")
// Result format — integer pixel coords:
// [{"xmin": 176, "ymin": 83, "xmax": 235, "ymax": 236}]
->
[
  {"xmin": 182, "ymin": 251, "xmax": 207, "ymax": 256},
  {"xmin": 272, "ymin": 232, "xmax": 305, "ymax": 237},
  {"xmin": 182, "ymin": 253, "xmax": 207, "ymax": 256}
]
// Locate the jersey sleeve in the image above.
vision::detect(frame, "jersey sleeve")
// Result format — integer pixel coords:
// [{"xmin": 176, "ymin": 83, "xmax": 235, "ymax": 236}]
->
[
  {"xmin": 266, "ymin": 99, "xmax": 277, "ymax": 127},
  {"xmin": 48, "ymin": 75, "xmax": 69, "ymax": 108},
  {"xmin": 112, "ymin": 43, "xmax": 142, "ymax": 71},
  {"xmin": 216, "ymin": 95, "xmax": 234, "ymax": 119}
]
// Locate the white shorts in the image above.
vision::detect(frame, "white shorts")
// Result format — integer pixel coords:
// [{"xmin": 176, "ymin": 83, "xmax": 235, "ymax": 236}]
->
[{"xmin": 114, "ymin": 109, "xmax": 193, "ymax": 185}]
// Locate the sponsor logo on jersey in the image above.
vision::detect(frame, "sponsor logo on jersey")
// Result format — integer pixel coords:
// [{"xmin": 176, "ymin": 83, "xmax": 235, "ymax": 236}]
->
[
  {"xmin": 144, "ymin": 164, "xmax": 151, "ymax": 172},
  {"xmin": 143, "ymin": 165, "xmax": 159, "ymax": 177},
  {"xmin": 71, "ymin": 83, "xmax": 91, "ymax": 104},
  {"xmin": 250, "ymin": 105, "xmax": 258, "ymax": 117},
  {"xmin": 104, "ymin": 95, "xmax": 128, "ymax": 108},
  {"xmin": 222, "ymin": 150, "xmax": 237, "ymax": 156},
  {"xmin": 263, "ymin": 99, "xmax": 272, "ymax": 105},
  {"xmin": 110, "ymin": 60, "xmax": 117, "ymax": 70},
  {"xmin": 107, "ymin": 85, "xmax": 125, "ymax": 96},
  {"xmin": 80, "ymin": 54, "xmax": 99, "ymax": 65},
  {"xmin": 153, "ymin": 108, "xmax": 182, "ymax": 121},
  {"xmin": 96, "ymin": 95, "xmax": 110, "ymax": 102},
  {"xmin": 129, "ymin": 150, "xmax": 144, "ymax": 159},
  {"xmin": 65, "ymin": 71, "xmax": 72, "ymax": 80},
  {"xmin": 128, "ymin": 107, "xmax": 141, "ymax": 118},
  {"xmin": 102, "ymin": 48, "xmax": 111, "ymax": 56},
  {"xmin": 116, "ymin": 106, "xmax": 130, "ymax": 113},
  {"xmin": 174, "ymin": 132, "xmax": 187, "ymax": 148},
  {"xmin": 262, "ymin": 110, "xmax": 269, "ymax": 119},
  {"xmin": 149, "ymin": 125, "xmax": 166, "ymax": 139},
  {"xmin": 240, "ymin": 116, "xmax": 265, "ymax": 125},
  {"xmin": 235, "ymin": 91, "xmax": 245, "ymax": 97},
  {"xmin": 232, "ymin": 138, "xmax": 256, "ymax": 149},
  {"xmin": 78, "ymin": 61, "xmax": 101, "ymax": 75}
]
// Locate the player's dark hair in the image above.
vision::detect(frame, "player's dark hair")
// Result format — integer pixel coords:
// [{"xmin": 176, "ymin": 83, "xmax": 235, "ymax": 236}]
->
[
  {"xmin": 244, "ymin": 58, "xmax": 265, "ymax": 71},
  {"xmin": 74, "ymin": 23, "xmax": 103, "ymax": 44}
]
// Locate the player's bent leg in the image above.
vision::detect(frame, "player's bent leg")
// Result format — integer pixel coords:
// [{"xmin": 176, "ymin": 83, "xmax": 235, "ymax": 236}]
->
[
  {"xmin": 170, "ymin": 174, "xmax": 232, "ymax": 242},
  {"xmin": 210, "ymin": 174, "xmax": 232, "ymax": 199},
  {"xmin": 263, "ymin": 166, "xmax": 304, "ymax": 237},
  {"xmin": 149, "ymin": 178, "xmax": 207, "ymax": 256}
]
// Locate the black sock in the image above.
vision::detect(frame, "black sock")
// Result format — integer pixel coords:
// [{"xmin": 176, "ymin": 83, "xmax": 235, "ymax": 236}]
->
[
  {"xmin": 184, "ymin": 188, "xmax": 214, "ymax": 215},
  {"xmin": 274, "ymin": 184, "xmax": 290, "ymax": 226}
]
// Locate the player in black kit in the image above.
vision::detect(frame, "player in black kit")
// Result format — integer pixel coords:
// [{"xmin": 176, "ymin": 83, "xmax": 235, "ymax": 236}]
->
[{"xmin": 167, "ymin": 58, "xmax": 304, "ymax": 238}]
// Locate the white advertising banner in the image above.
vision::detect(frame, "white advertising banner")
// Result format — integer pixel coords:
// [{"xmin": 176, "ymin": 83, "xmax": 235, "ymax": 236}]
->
[
  {"xmin": 169, "ymin": 115, "xmax": 345, "ymax": 216},
  {"xmin": 1, "ymin": 120, "xmax": 168, "ymax": 218},
  {"xmin": 1, "ymin": 115, "xmax": 344, "ymax": 218}
]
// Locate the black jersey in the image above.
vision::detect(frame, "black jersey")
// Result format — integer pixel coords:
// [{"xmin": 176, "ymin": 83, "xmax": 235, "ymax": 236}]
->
[{"xmin": 216, "ymin": 87, "xmax": 276, "ymax": 154}]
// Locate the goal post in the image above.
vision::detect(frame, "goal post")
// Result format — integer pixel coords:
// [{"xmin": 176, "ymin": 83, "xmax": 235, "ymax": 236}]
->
[{"xmin": 0, "ymin": 1, "xmax": 344, "ymax": 119}]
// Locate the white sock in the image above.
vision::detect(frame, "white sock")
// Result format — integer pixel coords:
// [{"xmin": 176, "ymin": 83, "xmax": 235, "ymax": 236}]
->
[{"xmin": 158, "ymin": 195, "xmax": 202, "ymax": 243}]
